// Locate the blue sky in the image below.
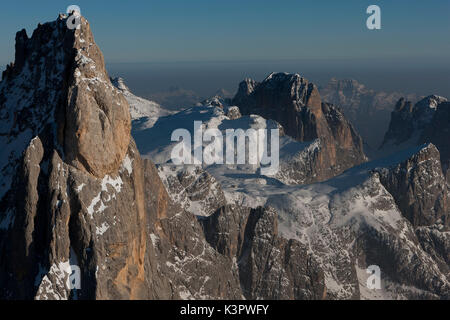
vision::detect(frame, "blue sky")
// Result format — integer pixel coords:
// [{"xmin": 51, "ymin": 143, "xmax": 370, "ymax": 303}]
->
[{"xmin": 0, "ymin": 0, "xmax": 449, "ymax": 65}]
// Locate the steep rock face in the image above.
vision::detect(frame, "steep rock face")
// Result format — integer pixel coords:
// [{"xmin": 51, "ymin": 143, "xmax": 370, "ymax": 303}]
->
[
  {"xmin": 416, "ymin": 226, "xmax": 450, "ymax": 277},
  {"xmin": 0, "ymin": 14, "xmax": 131, "ymax": 190},
  {"xmin": 380, "ymin": 96, "xmax": 448, "ymax": 163},
  {"xmin": 1, "ymin": 132, "xmax": 152, "ymax": 299},
  {"xmin": 376, "ymin": 144, "xmax": 449, "ymax": 229},
  {"xmin": 157, "ymin": 165, "xmax": 227, "ymax": 217},
  {"xmin": 202, "ymin": 205, "xmax": 326, "ymax": 300},
  {"xmin": 61, "ymin": 28, "xmax": 131, "ymax": 178},
  {"xmin": 234, "ymin": 73, "xmax": 328, "ymax": 142},
  {"xmin": 420, "ymin": 102, "xmax": 450, "ymax": 170},
  {"xmin": 0, "ymin": 15, "xmax": 149, "ymax": 300},
  {"xmin": 381, "ymin": 98, "xmax": 415, "ymax": 146},
  {"xmin": 146, "ymin": 163, "xmax": 328, "ymax": 299},
  {"xmin": 233, "ymin": 73, "xmax": 366, "ymax": 183},
  {"xmin": 142, "ymin": 161, "xmax": 244, "ymax": 300}
]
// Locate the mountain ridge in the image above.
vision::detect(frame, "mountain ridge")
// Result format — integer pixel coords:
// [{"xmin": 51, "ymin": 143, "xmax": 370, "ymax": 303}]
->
[{"xmin": 0, "ymin": 15, "xmax": 448, "ymax": 300}]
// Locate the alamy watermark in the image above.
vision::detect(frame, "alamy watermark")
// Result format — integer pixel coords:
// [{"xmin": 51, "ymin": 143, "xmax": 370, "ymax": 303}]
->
[
  {"xmin": 366, "ymin": 265, "xmax": 381, "ymax": 290},
  {"xmin": 64, "ymin": 4, "xmax": 381, "ymax": 31},
  {"xmin": 171, "ymin": 121, "xmax": 280, "ymax": 175},
  {"xmin": 366, "ymin": 5, "xmax": 381, "ymax": 30},
  {"xmin": 66, "ymin": 5, "xmax": 82, "ymax": 30},
  {"xmin": 66, "ymin": 264, "xmax": 81, "ymax": 290}
]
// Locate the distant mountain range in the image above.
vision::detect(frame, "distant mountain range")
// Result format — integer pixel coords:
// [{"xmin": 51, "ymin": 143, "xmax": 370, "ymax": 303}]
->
[
  {"xmin": 146, "ymin": 86, "xmax": 203, "ymax": 111},
  {"xmin": 112, "ymin": 77, "xmax": 174, "ymax": 129},
  {"xmin": 320, "ymin": 78, "xmax": 420, "ymax": 153}
]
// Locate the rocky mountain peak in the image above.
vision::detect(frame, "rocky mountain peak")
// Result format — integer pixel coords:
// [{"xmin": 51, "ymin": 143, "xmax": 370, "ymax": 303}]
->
[
  {"xmin": 381, "ymin": 95, "xmax": 448, "ymax": 155},
  {"xmin": 0, "ymin": 14, "xmax": 131, "ymax": 181},
  {"xmin": 63, "ymin": 17, "xmax": 131, "ymax": 178},
  {"xmin": 376, "ymin": 143, "xmax": 449, "ymax": 228},
  {"xmin": 419, "ymin": 101, "xmax": 450, "ymax": 169},
  {"xmin": 232, "ymin": 72, "xmax": 366, "ymax": 183},
  {"xmin": 412, "ymin": 95, "xmax": 447, "ymax": 129},
  {"xmin": 0, "ymin": 15, "xmax": 145, "ymax": 300},
  {"xmin": 233, "ymin": 72, "xmax": 325, "ymax": 139}
]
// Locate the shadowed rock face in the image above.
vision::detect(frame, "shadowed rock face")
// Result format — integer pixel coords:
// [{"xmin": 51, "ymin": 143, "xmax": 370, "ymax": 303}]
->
[
  {"xmin": 1, "ymin": 15, "xmax": 131, "ymax": 179},
  {"xmin": 233, "ymin": 73, "xmax": 328, "ymax": 142},
  {"xmin": 233, "ymin": 73, "xmax": 367, "ymax": 183},
  {"xmin": 420, "ymin": 102, "xmax": 450, "ymax": 170},
  {"xmin": 380, "ymin": 98, "xmax": 415, "ymax": 147},
  {"xmin": 376, "ymin": 144, "xmax": 449, "ymax": 229},
  {"xmin": 380, "ymin": 96, "xmax": 449, "ymax": 161}
]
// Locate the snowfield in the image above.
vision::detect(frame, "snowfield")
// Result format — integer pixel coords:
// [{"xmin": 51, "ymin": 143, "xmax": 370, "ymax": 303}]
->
[{"xmin": 128, "ymin": 92, "xmax": 449, "ymax": 299}]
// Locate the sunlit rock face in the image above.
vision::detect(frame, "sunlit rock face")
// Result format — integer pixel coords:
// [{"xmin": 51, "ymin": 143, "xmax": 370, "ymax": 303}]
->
[{"xmin": 0, "ymin": 15, "xmax": 150, "ymax": 300}]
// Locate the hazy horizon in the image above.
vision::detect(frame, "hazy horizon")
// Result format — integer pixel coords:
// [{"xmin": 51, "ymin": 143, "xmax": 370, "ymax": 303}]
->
[
  {"xmin": 107, "ymin": 58, "xmax": 450, "ymax": 107},
  {"xmin": 1, "ymin": 1, "xmax": 449, "ymax": 105}
]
